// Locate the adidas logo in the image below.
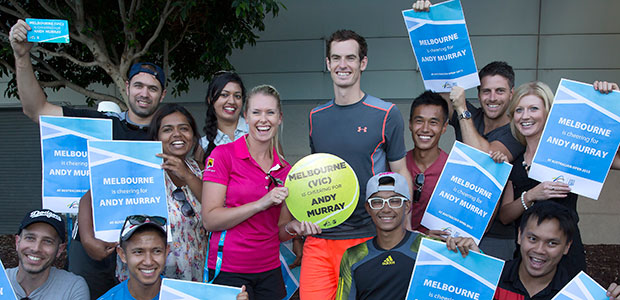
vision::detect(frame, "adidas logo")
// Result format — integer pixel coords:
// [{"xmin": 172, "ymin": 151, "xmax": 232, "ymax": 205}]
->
[{"xmin": 382, "ymin": 255, "xmax": 395, "ymax": 266}]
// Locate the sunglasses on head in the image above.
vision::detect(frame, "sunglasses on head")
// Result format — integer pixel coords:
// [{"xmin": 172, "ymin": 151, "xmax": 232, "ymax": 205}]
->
[
  {"xmin": 213, "ymin": 70, "xmax": 235, "ymax": 76},
  {"xmin": 120, "ymin": 215, "xmax": 167, "ymax": 241}
]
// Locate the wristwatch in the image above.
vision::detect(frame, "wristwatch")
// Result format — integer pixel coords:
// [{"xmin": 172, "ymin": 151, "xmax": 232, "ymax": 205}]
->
[{"xmin": 457, "ymin": 110, "xmax": 472, "ymax": 120}]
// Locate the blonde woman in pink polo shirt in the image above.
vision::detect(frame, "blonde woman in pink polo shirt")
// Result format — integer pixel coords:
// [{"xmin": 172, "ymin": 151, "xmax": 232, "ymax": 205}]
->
[{"xmin": 202, "ymin": 85, "xmax": 321, "ymax": 300}]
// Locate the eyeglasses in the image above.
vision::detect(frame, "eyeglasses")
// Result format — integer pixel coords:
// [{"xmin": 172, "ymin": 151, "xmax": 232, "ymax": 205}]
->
[
  {"xmin": 120, "ymin": 215, "xmax": 167, "ymax": 241},
  {"xmin": 414, "ymin": 173, "xmax": 425, "ymax": 203},
  {"xmin": 367, "ymin": 196, "xmax": 409, "ymax": 210},
  {"xmin": 172, "ymin": 188, "xmax": 195, "ymax": 217}
]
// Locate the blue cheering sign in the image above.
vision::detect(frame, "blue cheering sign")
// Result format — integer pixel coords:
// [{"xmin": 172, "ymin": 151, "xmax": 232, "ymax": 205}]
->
[
  {"xmin": 25, "ymin": 18, "xmax": 70, "ymax": 43},
  {"xmin": 406, "ymin": 238, "xmax": 504, "ymax": 300},
  {"xmin": 40, "ymin": 116, "xmax": 112, "ymax": 213},
  {"xmin": 0, "ymin": 259, "xmax": 17, "ymax": 300},
  {"xmin": 88, "ymin": 140, "xmax": 168, "ymax": 242},
  {"xmin": 402, "ymin": 0, "xmax": 479, "ymax": 92},
  {"xmin": 529, "ymin": 79, "xmax": 620, "ymax": 199},
  {"xmin": 160, "ymin": 279, "xmax": 242, "ymax": 300},
  {"xmin": 552, "ymin": 271, "xmax": 608, "ymax": 300},
  {"xmin": 421, "ymin": 142, "xmax": 512, "ymax": 244}
]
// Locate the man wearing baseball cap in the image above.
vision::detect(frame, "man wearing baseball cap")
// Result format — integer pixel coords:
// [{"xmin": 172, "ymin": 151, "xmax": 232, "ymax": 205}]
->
[
  {"xmin": 99, "ymin": 215, "xmax": 249, "ymax": 300},
  {"xmin": 7, "ymin": 209, "xmax": 89, "ymax": 300},
  {"xmin": 336, "ymin": 172, "xmax": 479, "ymax": 300},
  {"xmin": 99, "ymin": 215, "xmax": 169, "ymax": 300},
  {"xmin": 10, "ymin": 19, "xmax": 169, "ymax": 298}
]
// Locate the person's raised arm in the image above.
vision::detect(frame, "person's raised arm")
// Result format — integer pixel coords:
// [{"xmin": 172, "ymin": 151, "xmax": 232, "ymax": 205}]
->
[
  {"xmin": 412, "ymin": 0, "xmax": 431, "ymax": 12},
  {"xmin": 592, "ymin": 81, "xmax": 620, "ymax": 170},
  {"xmin": 201, "ymin": 182, "xmax": 287, "ymax": 232},
  {"xmin": 449, "ymin": 87, "xmax": 514, "ymax": 161},
  {"xmin": 77, "ymin": 190, "xmax": 118, "ymax": 260},
  {"xmin": 9, "ymin": 20, "xmax": 62, "ymax": 122},
  {"xmin": 593, "ymin": 80, "xmax": 619, "ymax": 94}
]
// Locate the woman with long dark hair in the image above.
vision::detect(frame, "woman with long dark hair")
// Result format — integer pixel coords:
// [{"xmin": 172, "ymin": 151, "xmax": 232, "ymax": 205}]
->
[
  {"xmin": 117, "ymin": 103, "xmax": 207, "ymax": 282},
  {"xmin": 201, "ymin": 71, "xmax": 248, "ymax": 159}
]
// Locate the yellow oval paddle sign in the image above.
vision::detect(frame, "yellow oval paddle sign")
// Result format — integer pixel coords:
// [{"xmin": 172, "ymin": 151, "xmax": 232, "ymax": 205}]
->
[{"xmin": 285, "ymin": 153, "xmax": 359, "ymax": 229}]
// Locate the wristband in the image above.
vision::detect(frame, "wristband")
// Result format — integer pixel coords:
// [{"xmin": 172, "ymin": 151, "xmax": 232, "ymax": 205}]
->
[
  {"xmin": 521, "ymin": 191, "xmax": 529, "ymax": 210},
  {"xmin": 285, "ymin": 222, "xmax": 297, "ymax": 236}
]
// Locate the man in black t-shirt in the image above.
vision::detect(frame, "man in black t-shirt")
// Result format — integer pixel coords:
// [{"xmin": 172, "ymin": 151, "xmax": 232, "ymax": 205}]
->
[
  {"xmin": 494, "ymin": 201, "xmax": 620, "ymax": 300},
  {"xmin": 10, "ymin": 19, "xmax": 167, "ymax": 299}
]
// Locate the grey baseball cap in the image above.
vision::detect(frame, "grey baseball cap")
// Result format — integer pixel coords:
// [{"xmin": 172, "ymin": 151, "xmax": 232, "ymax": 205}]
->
[{"xmin": 366, "ymin": 172, "xmax": 410, "ymax": 200}]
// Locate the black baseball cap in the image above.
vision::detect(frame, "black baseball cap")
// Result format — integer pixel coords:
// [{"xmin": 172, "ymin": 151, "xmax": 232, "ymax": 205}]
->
[
  {"xmin": 18, "ymin": 209, "xmax": 65, "ymax": 243},
  {"xmin": 128, "ymin": 62, "xmax": 166, "ymax": 89},
  {"xmin": 120, "ymin": 215, "xmax": 167, "ymax": 242}
]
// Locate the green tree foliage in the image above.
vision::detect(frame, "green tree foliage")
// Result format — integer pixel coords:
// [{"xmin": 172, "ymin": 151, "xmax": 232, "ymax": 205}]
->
[{"xmin": 0, "ymin": 0, "xmax": 283, "ymax": 107}]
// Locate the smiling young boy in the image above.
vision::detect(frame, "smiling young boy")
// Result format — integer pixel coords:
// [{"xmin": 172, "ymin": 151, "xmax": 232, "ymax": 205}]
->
[
  {"xmin": 99, "ymin": 215, "xmax": 248, "ymax": 300},
  {"xmin": 98, "ymin": 215, "xmax": 170, "ymax": 300},
  {"xmin": 336, "ymin": 172, "xmax": 479, "ymax": 300}
]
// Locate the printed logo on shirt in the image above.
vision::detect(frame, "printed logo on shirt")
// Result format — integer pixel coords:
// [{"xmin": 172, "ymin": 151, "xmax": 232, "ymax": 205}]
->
[
  {"xmin": 357, "ymin": 126, "xmax": 367, "ymax": 133},
  {"xmin": 205, "ymin": 158, "xmax": 215, "ymax": 173},
  {"xmin": 382, "ymin": 255, "xmax": 395, "ymax": 266}
]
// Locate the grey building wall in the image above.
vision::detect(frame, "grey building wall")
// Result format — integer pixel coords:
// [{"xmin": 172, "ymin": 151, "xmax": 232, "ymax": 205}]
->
[{"xmin": 1, "ymin": 0, "xmax": 619, "ymax": 243}]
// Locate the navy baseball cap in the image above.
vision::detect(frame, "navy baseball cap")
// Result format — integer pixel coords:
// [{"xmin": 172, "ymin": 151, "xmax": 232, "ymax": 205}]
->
[
  {"xmin": 128, "ymin": 62, "xmax": 166, "ymax": 88},
  {"xmin": 18, "ymin": 209, "xmax": 66, "ymax": 243}
]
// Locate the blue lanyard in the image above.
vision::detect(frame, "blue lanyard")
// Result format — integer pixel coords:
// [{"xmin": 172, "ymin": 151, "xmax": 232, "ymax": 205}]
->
[{"xmin": 204, "ymin": 230, "xmax": 226, "ymax": 283}]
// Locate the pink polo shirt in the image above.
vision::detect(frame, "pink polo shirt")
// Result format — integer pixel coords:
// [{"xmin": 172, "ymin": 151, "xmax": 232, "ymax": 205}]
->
[{"xmin": 203, "ymin": 135, "xmax": 290, "ymax": 273}]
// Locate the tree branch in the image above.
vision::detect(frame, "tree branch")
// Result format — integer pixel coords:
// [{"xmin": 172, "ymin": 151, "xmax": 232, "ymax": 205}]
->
[
  {"xmin": 39, "ymin": 80, "xmax": 67, "ymax": 88},
  {"xmin": 37, "ymin": 0, "xmax": 63, "ymax": 18},
  {"xmin": 33, "ymin": 56, "xmax": 122, "ymax": 104},
  {"xmin": 131, "ymin": 0, "xmax": 175, "ymax": 60},
  {"xmin": 118, "ymin": 0, "xmax": 134, "ymax": 55},
  {"xmin": 32, "ymin": 46, "xmax": 99, "ymax": 67},
  {"xmin": 0, "ymin": 4, "xmax": 26, "ymax": 19},
  {"xmin": 169, "ymin": 22, "xmax": 190, "ymax": 53},
  {"xmin": 128, "ymin": 0, "xmax": 138, "ymax": 19},
  {"xmin": 7, "ymin": 0, "xmax": 30, "ymax": 18},
  {"xmin": 118, "ymin": 0, "xmax": 129, "ymax": 31},
  {"xmin": 0, "ymin": 59, "xmax": 16, "ymax": 74},
  {"xmin": 163, "ymin": 39, "xmax": 169, "ymax": 82},
  {"xmin": 64, "ymin": 0, "xmax": 77, "ymax": 15},
  {"xmin": 74, "ymin": 0, "xmax": 84, "ymax": 25}
]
